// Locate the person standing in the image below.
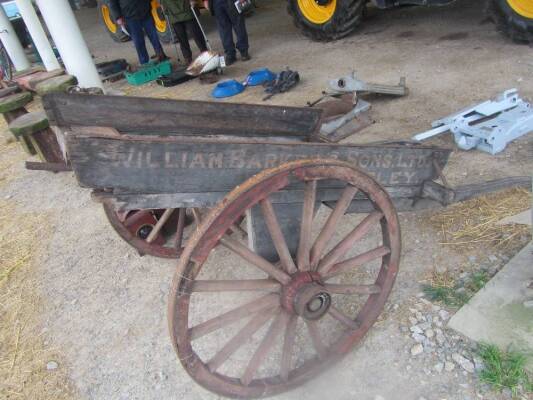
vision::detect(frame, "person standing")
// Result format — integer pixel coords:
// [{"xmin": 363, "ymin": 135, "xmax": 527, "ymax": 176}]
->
[
  {"xmin": 160, "ymin": 0, "xmax": 207, "ymax": 65},
  {"xmin": 109, "ymin": 0, "xmax": 168, "ymax": 65},
  {"xmin": 205, "ymin": 0, "xmax": 250, "ymax": 65}
]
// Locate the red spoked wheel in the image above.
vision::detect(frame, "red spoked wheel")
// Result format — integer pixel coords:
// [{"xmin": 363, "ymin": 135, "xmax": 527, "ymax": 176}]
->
[
  {"xmin": 168, "ymin": 159, "xmax": 401, "ymax": 398},
  {"xmin": 103, "ymin": 205, "xmax": 196, "ymax": 259}
]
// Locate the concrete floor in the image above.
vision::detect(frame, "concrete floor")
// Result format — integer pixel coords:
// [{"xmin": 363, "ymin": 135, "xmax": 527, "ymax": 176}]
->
[
  {"xmin": 449, "ymin": 243, "xmax": 533, "ymax": 372},
  {"xmin": 2, "ymin": 0, "xmax": 532, "ymax": 399}
]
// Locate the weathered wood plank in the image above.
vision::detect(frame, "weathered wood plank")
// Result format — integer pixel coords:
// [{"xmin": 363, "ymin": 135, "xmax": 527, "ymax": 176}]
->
[
  {"xmin": 43, "ymin": 93, "xmax": 322, "ymax": 139},
  {"xmin": 92, "ymin": 186, "xmax": 420, "ymax": 210},
  {"xmin": 67, "ymin": 133, "xmax": 450, "ymax": 195}
]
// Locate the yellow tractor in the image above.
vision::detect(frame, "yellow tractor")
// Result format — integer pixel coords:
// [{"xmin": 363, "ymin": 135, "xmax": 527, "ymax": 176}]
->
[
  {"xmin": 98, "ymin": 0, "xmax": 533, "ymax": 43},
  {"xmin": 288, "ymin": 0, "xmax": 533, "ymax": 41},
  {"xmin": 97, "ymin": 0, "xmax": 173, "ymax": 43}
]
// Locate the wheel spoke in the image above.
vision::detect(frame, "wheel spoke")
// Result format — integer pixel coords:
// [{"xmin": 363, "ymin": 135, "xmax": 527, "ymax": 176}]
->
[
  {"xmin": 323, "ymin": 245, "xmax": 391, "ymax": 279},
  {"xmin": 280, "ymin": 315, "xmax": 298, "ymax": 382},
  {"xmin": 220, "ymin": 236, "xmax": 291, "ymax": 284},
  {"xmin": 146, "ymin": 208, "xmax": 174, "ymax": 243},
  {"xmin": 324, "ymin": 283, "xmax": 381, "ymax": 295},
  {"xmin": 228, "ymin": 222, "xmax": 247, "ymax": 237},
  {"xmin": 297, "ymin": 180, "xmax": 317, "ymax": 271},
  {"xmin": 317, "ymin": 211, "xmax": 383, "ymax": 274},
  {"xmin": 241, "ymin": 311, "xmax": 290, "ymax": 386},
  {"xmin": 192, "ymin": 208, "xmax": 202, "ymax": 224},
  {"xmin": 310, "ymin": 185, "xmax": 358, "ymax": 269},
  {"xmin": 189, "ymin": 293, "xmax": 279, "ymax": 340},
  {"xmin": 260, "ymin": 198, "xmax": 298, "ymax": 274},
  {"xmin": 207, "ymin": 308, "xmax": 277, "ymax": 372},
  {"xmin": 173, "ymin": 208, "xmax": 187, "ymax": 250},
  {"xmin": 190, "ymin": 279, "xmax": 281, "ymax": 293},
  {"xmin": 328, "ymin": 305, "xmax": 359, "ymax": 330},
  {"xmin": 305, "ymin": 320, "xmax": 326, "ymax": 360}
]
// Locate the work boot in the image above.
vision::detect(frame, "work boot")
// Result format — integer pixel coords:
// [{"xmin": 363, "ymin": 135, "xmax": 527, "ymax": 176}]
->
[
  {"xmin": 225, "ymin": 54, "xmax": 236, "ymax": 66},
  {"xmin": 240, "ymin": 51, "xmax": 251, "ymax": 61}
]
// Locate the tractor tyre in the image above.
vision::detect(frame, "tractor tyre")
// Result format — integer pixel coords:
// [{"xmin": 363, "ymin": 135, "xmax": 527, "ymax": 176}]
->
[
  {"xmin": 150, "ymin": 0, "xmax": 175, "ymax": 44},
  {"xmin": 486, "ymin": 0, "xmax": 533, "ymax": 43},
  {"xmin": 98, "ymin": 0, "xmax": 130, "ymax": 42},
  {"xmin": 287, "ymin": 0, "xmax": 366, "ymax": 41}
]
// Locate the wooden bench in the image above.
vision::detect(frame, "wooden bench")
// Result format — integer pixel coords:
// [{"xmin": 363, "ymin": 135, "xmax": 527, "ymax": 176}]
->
[
  {"xmin": 0, "ymin": 91, "xmax": 35, "ymax": 154},
  {"xmin": 35, "ymin": 75, "xmax": 77, "ymax": 96},
  {"xmin": 9, "ymin": 111, "xmax": 65, "ymax": 167}
]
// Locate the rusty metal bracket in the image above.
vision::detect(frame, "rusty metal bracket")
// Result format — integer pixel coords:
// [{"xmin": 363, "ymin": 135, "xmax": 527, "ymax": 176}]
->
[{"xmin": 328, "ymin": 72, "xmax": 408, "ymax": 96}]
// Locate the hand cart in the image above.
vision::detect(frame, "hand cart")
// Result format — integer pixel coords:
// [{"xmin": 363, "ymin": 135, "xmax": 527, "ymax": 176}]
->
[{"xmin": 42, "ymin": 92, "xmax": 530, "ymax": 399}]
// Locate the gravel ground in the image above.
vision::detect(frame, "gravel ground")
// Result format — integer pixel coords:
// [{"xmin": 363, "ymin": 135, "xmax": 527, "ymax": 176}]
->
[{"xmin": 2, "ymin": 0, "xmax": 532, "ymax": 399}]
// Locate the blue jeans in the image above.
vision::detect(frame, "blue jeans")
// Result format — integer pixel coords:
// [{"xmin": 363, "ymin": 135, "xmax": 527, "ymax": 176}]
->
[
  {"xmin": 125, "ymin": 14, "xmax": 163, "ymax": 64},
  {"xmin": 213, "ymin": 0, "xmax": 248, "ymax": 58}
]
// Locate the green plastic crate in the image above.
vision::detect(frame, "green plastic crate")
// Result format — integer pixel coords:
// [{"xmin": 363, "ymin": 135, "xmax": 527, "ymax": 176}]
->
[{"xmin": 125, "ymin": 60, "xmax": 172, "ymax": 86}]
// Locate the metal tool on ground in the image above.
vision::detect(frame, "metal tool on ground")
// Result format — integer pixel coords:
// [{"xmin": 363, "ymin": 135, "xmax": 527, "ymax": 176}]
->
[
  {"xmin": 263, "ymin": 69, "xmax": 299, "ymax": 101},
  {"xmin": 317, "ymin": 96, "xmax": 373, "ymax": 142},
  {"xmin": 412, "ymin": 89, "xmax": 533, "ymax": 155},
  {"xmin": 329, "ymin": 71, "xmax": 408, "ymax": 96}
]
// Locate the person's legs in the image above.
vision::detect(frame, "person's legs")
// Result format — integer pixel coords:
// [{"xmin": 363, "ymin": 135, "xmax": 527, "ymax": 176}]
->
[
  {"xmin": 213, "ymin": 0, "xmax": 236, "ymax": 61},
  {"xmin": 228, "ymin": 11, "xmax": 249, "ymax": 58},
  {"xmin": 186, "ymin": 19, "xmax": 207, "ymax": 52},
  {"xmin": 141, "ymin": 13, "xmax": 166, "ymax": 59},
  {"xmin": 125, "ymin": 18, "xmax": 150, "ymax": 64},
  {"xmin": 172, "ymin": 22, "xmax": 193, "ymax": 62}
]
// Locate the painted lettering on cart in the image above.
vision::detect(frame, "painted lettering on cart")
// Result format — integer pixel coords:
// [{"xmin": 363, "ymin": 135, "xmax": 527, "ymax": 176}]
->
[{"xmin": 108, "ymin": 148, "xmax": 434, "ymax": 185}]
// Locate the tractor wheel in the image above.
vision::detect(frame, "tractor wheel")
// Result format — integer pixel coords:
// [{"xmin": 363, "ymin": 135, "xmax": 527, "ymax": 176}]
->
[
  {"xmin": 98, "ymin": 0, "xmax": 130, "ymax": 42},
  {"xmin": 151, "ymin": 0, "xmax": 175, "ymax": 44},
  {"xmin": 287, "ymin": 0, "xmax": 366, "ymax": 41},
  {"xmin": 487, "ymin": 0, "xmax": 533, "ymax": 43}
]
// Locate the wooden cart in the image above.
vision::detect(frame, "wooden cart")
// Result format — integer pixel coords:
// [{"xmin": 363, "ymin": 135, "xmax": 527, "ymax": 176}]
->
[{"xmin": 43, "ymin": 93, "xmax": 530, "ymax": 398}]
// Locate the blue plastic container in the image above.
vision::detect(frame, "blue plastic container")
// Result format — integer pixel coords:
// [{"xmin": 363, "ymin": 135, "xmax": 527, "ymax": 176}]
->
[
  {"xmin": 212, "ymin": 79, "xmax": 245, "ymax": 98},
  {"xmin": 245, "ymin": 68, "xmax": 276, "ymax": 86}
]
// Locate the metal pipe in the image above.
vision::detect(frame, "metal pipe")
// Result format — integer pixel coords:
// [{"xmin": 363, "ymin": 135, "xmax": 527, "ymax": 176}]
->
[
  {"xmin": 0, "ymin": 6, "xmax": 30, "ymax": 71},
  {"xmin": 35, "ymin": 0, "xmax": 103, "ymax": 90},
  {"xmin": 15, "ymin": 0, "xmax": 60, "ymax": 71}
]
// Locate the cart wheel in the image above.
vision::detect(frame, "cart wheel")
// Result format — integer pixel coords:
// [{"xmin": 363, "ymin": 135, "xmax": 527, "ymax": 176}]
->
[
  {"xmin": 103, "ymin": 204, "xmax": 195, "ymax": 258},
  {"xmin": 168, "ymin": 159, "xmax": 401, "ymax": 398}
]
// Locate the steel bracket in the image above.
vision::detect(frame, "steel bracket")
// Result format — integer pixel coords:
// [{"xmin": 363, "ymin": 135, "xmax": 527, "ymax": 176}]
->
[
  {"xmin": 328, "ymin": 72, "xmax": 408, "ymax": 96},
  {"xmin": 413, "ymin": 89, "xmax": 533, "ymax": 154}
]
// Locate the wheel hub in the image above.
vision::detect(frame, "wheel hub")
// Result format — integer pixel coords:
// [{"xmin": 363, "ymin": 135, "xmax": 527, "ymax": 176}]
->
[
  {"xmin": 297, "ymin": 0, "xmax": 337, "ymax": 25},
  {"xmin": 281, "ymin": 272, "xmax": 331, "ymax": 320},
  {"xmin": 507, "ymin": 0, "xmax": 533, "ymax": 19}
]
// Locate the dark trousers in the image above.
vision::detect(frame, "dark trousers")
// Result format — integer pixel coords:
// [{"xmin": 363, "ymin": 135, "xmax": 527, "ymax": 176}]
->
[
  {"xmin": 212, "ymin": 0, "xmax": 248, "ymax": 58},
  {"xmin": 172, "ymin": 20, "xmax": 208, "ymax": 61},
  {"xmin": 126, "ymin": 13, "xmax": 163, "ymax": 64}
]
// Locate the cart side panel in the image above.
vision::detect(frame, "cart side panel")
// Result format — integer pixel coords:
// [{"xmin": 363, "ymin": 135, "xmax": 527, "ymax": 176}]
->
[
  {"xmin": 66, "ymin": 134, "xmax": 451, "ymax": 194},
  {"xmin": 43, "ymin": 93, "xmax": 322, "ymax": 139}
]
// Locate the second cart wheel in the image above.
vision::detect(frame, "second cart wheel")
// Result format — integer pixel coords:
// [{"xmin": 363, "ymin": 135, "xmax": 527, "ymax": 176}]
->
[
  {"xmin": 168, "ymin": 159, "xmax": 401, "ymax": 398},
  {"xmin": 103, "ymin": 205, "xmax": 194, "ymax": 258}
]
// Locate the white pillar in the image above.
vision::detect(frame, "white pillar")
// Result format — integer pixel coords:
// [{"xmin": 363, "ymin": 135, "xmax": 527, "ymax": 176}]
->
[
  {"xmin": 0, "ymin": 6, "xmax": 30, "ymax": 71},
  {"xmin": 35, "ymin": 0, "xmax": 103, "ymax": 90},
  {"xmin": 15, "ymin": 0, "xmax": 60, "ymax": 71}
]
